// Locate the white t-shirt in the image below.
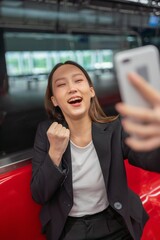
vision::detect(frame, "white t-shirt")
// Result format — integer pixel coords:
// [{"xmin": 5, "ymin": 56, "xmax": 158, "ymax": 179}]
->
[{"xmin": 69, "ymin": 140, "xmax": 109, "ymax": 217}]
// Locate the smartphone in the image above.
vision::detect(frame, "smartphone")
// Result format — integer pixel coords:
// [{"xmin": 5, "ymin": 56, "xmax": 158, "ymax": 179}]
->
[{"xmin": 114, "ymin": 45, "xmax": 160, "ymax": 107}]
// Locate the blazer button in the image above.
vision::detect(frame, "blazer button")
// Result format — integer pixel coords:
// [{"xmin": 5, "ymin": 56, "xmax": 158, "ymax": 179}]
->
[{"xmin": 114, "ymin": 202, "xmax": 122, "ymax": 210}]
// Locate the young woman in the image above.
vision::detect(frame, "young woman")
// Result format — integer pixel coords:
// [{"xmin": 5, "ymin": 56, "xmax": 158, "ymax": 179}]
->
[{"xmin": 31, "ymin": 61, "xmax": 160, "ymax": 240}]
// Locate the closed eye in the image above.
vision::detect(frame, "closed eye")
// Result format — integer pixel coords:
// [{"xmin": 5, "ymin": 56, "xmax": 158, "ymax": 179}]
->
[
  {"xmin": 75, "ymin": 79, "xmax": 83, "ymax": 83},
  {"xmin": 57, "ymin": 83, "xmax": 66, "ymax": 87}
]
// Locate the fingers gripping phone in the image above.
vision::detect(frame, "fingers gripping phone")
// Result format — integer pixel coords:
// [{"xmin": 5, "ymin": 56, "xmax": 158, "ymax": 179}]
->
[{"xmin": 114, "ymin": 45, "xmax": 160, "ymax": 107}]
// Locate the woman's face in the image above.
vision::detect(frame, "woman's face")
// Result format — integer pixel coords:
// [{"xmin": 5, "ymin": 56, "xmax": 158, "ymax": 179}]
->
[{"xmin": 51, "ymin": 64, "xmax": 95, "ymax": 121}]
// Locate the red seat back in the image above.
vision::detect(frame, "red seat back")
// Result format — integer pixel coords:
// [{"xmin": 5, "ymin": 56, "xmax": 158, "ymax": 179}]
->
[
  {"xmin": 0, "ymin": 163, "xmax": 45, "ymax": 240},
  {"xmin": 0, "ymin": 160, "xmax": 160, "ymax": 240}
]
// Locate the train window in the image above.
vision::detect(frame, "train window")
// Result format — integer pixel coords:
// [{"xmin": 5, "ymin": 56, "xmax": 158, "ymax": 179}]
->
[{"xmin": 0, "ymin": 31, "xmax": 140, "ymax": 159}]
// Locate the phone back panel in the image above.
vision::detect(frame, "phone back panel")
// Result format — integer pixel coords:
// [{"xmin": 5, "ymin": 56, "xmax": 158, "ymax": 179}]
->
[{"xmin": 114, "ymin": 45, "xmax": 160, "ymax": 107}]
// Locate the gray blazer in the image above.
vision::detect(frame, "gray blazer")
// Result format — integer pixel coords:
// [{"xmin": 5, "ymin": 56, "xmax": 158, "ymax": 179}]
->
[{"xmin": 31, "ymin": 118, "xmax": 160, "ymax": 240}]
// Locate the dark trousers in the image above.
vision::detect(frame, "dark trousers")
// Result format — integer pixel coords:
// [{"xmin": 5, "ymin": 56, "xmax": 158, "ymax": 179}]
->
[{"xmin": 60, "ymin": 206, "xmax": 133, "ymax": 240}]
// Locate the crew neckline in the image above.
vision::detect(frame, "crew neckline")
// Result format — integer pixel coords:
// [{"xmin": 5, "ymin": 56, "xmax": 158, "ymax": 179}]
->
[{"xmin": 70, "ymin": 140, "xmax": 92, "ymax": 149}]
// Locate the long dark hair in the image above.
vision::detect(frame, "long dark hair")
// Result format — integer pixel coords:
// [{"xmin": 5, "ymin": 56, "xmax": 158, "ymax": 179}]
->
[{"xmin": 45, "ymin": 60, "xmax": 117, "ymax": 123}]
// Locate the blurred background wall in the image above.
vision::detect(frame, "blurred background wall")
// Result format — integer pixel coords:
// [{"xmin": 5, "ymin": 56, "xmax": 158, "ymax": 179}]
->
[{"xmin": 1, "ymin": 0, "xmax": 160, "ymax": 158}]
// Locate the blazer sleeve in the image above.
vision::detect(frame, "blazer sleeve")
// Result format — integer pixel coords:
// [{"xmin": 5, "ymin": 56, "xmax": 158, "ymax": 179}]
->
[
  {"xmin": 120, "ymin": 118, "xmax": 160, "ymax": 173},
  {"xmin": 30, "ymin": 121, "xmax": 68, "ymax": 205}
]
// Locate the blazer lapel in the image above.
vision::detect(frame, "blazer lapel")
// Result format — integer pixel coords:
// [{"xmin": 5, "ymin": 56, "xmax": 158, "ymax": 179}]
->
[
  {"xmin": 92, "ymin": 122, "xmax": 112, "ymax": 188},
  {"xmin": 63, "ymin": 142, "xmax": 73, "ymax": 201}
]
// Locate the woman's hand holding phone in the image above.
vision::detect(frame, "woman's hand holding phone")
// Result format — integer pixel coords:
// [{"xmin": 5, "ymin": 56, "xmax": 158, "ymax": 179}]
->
[
  {"xmin": 116, "ymin": 72, "xmax": 160, "ymax": 151},
  {"xmin": 114, "ymin": 45, "xmax": 160, "ymax": 151}
]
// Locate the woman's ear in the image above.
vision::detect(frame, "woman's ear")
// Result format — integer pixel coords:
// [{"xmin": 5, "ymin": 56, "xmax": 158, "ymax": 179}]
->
[
  {"xmin": 51, "ymin": 96, "xmax": 58, "ymax": 107},
  {"xmin": 90, "ymin": 87, "xmax": 95, "ymax": 98}
]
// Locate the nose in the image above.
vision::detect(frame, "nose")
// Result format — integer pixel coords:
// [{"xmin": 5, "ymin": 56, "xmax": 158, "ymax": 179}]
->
[{"xmin": 68, "ymin": 81, "xmax": 77, "ymax": 94}]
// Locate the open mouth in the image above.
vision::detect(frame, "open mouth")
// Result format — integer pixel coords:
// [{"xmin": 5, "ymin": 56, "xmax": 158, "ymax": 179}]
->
[{"xmin": 68, "ymin": 97, "xmax": 82, "ymax": 104}]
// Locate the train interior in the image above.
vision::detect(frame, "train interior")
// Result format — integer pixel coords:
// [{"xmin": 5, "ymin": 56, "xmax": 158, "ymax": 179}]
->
[{"xmin": 0, "ymin": 0, "xmax": 160, "ymax": 239}]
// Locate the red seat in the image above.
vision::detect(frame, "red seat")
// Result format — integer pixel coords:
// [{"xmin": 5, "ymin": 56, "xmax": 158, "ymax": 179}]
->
[
  {"xmin": 125, "ymin": 160, "xmax": 160, "ymax": 240},
  {"xmin": 0, "ymin": 163, "xmax": 45, "ymax": 240},
  {"xmin": 0, "ymin": 160, "xmax": 160, "ymax": 239}
]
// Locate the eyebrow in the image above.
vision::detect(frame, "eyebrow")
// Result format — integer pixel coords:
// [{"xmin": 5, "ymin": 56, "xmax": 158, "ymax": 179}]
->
[
  {"xmin": 54, "ymin": 73, "xmax": 83, "ymax": 83},
  {"xmin": 72, "ymin": 73, "xmax": 83, "ymax": 77}
]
